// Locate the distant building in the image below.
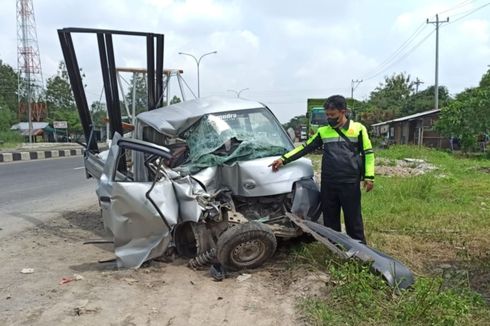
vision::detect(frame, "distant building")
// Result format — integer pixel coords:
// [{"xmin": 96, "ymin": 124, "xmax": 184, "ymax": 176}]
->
[
  {"xmin": 10, "ymin": 122, "xmax": 49, "ymax": 137},
  {"xmin": 10, "ymin": 122, "xmax": 71, "ymax": 142},
  {"xmin": 371, "ymin": 109, "xmax": 450, "ymax": 148}
]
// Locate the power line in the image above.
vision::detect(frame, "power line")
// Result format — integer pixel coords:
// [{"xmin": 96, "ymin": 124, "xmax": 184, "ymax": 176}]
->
[
  {"xmin": 438, "ymin": 0, "xmax": 475, "ymax": 14},
  {"xmin": 358, "ymin": 1, "xmax": 483, "ymax": 83},
  {"xmin": 447, "ymin": 2, "xmax": 490, "ymax": 24},
  {"xmin": 360, "ymin": 23, "xmax": 427, "ymax": 80},
  {"xmin": 362, "ymin": 29, "xmax": 435, "ymax": 81}
]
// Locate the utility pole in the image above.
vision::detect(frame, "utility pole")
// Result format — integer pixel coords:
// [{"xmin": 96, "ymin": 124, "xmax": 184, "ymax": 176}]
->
[
  {"xmin": 351, "ymin": 79, "xmax": 363, "ymax": 99},
  {"xmin": 414, "ymin": 78, "xmax": 424, "ymax": 94},
  {"xmin": 427, "ymin": 14, "xmax": 449, "ymax": 110},
  {"xmin": 351, "ymin": 79, "xmax": 362, "ymax": 119}
]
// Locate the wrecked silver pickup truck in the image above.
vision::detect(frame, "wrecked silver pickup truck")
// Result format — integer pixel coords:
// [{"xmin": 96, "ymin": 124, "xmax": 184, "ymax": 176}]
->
[
  {"xmin": 59, "ymin": 27, "xmax": 414, "ymax": 289},
  {"xmin": 90, "ymin": 97, "xmax": 320, "ymax": 271},
  {"xmin": 86, "ymin": 96, "xmax": 414, "ymax": 289}
]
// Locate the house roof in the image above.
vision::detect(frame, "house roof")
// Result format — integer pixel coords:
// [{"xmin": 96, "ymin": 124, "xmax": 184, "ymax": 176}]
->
[
  {"xmin": 11, "ymin": 122, "xmax": 49, "ymax": 130},
  {"xmin": 371, "ymin": 109, "xmax": 440, "ymax": 127}
]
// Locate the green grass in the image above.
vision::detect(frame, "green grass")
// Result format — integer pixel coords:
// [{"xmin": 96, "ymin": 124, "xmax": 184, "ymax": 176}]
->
[
  {"xmin": 294, "ymin": 244, "xmax": 489, "ymax": 326},
  {"xmin": 0, "ymin": 130, "xmax": 23, "ymax": 149},
  {"xmin": 300, "ymin": 145, "xmax": 490, "ymax": 325}
]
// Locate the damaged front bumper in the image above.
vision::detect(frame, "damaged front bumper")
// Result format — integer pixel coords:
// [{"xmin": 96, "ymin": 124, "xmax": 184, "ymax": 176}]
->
[{"xmin": 287, "ymin": 213, "xmax": 415, "ymax": 289}]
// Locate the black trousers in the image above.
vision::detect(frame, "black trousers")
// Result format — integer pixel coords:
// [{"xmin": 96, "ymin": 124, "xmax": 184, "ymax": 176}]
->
[{"xmin": 321, "ymin": 181, "xmax": 366, "ymax": 244}]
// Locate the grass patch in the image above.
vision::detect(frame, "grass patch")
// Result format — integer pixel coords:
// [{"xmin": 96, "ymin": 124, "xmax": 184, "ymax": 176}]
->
[
  {"xmin": 294, "ymin": 243, "xmax": 489, "ymax": 325},
  {"xmin": 300, "ymin": 145, "xmax": 490, "ymax": 324},
  {"xmin": 0, "ymin": 130, "xmax": 23, "ymax": 149}
]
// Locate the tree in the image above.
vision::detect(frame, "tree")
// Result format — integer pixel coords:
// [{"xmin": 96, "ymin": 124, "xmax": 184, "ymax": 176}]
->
[
  {"xmin": 346, "ymin": 98, "xmax": 369, "ymax": 120},
  {"xmin": 0, "ymin": 60, "xmax": 20, "ymax": 126},
  {"xmin": 44, "ymin": 62, "xmax": 77, "ymax": 116},
  {"xmin": 124, "ymin": 73, "xmax": 148, "ymax": 114},
  {"xmin": 52, "ymin": 109, "xmax": 83, "ymax": 139},
  {"xmin": 90, "ymin": 101, "xmax": 107, "ymax": 128},
  {"xmin": 283, "ymin": 115, "xmax": 307, "ymax": 131},
  {"xmin": 42, "ymin": 62, "xmax": 85, "ymax": 139},
  {"xmin": 479, "ymin": 68, "xmax": 490, "ymax": 89},
  {"xmin": 358, "ymin": 108, "xmax": 395, "ymax": 127},
  {"xmin": 170, "ymin": 95, "xmax": 181, "ymax": 105},
  {"xmin": 402, "ymin": 86, "xmax": 451, "ymax": 116},
  {"xmin": 436, "ymin": 86, "xmax": 489, "ymax": 151},
  {"xmin": 368, "ymin": 73, "xmax": 414, "ymax": 116},
  {"xmin": 362, "ymin": 73, "xmax": 454, "ymax": 127},
  {"xmin": 0, "ymin": 97, "xmax": 15, "ymax": 130}
]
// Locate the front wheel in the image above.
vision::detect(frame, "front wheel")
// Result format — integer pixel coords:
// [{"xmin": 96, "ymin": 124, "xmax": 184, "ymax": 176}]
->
[{"xmin": 217, "ymin": 222, "xmax": 277, "ymax": 271}]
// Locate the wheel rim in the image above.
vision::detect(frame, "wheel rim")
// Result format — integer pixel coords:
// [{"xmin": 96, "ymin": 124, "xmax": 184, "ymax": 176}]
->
[{"xmin": 231, "ymin": 239, "xmax": 266, "ymax": 265}]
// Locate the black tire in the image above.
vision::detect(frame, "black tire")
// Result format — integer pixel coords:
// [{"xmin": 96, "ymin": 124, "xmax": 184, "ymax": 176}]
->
[{"xmin": 217, "ymin": 222, "xmax": 277, "ymax": 271}]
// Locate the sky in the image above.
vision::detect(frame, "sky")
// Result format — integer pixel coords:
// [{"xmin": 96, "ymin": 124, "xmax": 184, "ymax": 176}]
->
[{"xmin": 0, "ymin": 0, "xmax": 489, "ymax": 123}]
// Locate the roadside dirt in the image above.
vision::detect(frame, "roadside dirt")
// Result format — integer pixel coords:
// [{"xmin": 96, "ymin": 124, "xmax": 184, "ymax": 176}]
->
[{"xmin": 0, "ymin": 205, "xmax": 329, "ymax": 325}]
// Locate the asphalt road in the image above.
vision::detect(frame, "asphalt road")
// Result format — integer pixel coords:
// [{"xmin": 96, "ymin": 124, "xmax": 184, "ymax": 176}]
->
[{"xmin": 0, "ymin": 156, "xmax": 98, "ymax": 238}]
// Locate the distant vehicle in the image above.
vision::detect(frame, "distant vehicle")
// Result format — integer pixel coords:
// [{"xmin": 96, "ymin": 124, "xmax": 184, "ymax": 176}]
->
[
  {"xmin": 300, "ymin": 125, "xmax": 307, "ymax": 141},
  {"xmin": 306, "ymin": 98, "xmax": 327, "ymax": 137}
]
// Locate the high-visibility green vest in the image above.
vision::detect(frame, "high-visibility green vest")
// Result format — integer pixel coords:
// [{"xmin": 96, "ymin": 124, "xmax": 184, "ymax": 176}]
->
[{"xmin": 282, "ymin": 120, "xmax": 374, "ymax": 183}]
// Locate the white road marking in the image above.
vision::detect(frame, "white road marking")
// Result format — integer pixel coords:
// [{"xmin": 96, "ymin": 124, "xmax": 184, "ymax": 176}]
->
[{"xmin": 73, "ymin": 166, "xmax": 85, "ymax": 170}]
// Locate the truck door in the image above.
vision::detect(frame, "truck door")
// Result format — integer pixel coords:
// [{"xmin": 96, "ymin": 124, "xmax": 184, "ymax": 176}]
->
[{"xmin": 97, "ymin": 133, "xmax": 179, "ymax": 268}]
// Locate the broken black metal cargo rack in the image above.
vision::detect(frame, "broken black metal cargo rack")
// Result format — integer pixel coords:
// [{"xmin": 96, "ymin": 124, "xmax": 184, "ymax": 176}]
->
[{"xmin": 58, "ymin": 27, "xmax": 165, "ymax": 155}]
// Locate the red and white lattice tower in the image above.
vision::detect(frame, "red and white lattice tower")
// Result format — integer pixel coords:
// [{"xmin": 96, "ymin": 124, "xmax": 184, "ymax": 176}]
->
[{"xmin": 17, "ymin": 0, "xmax": 46, "ymax": 137}]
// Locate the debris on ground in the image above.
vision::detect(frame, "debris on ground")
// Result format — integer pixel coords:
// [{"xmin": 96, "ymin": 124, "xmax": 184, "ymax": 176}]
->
[
  {"xmin": 313, "ymin": 157, "xmax": 437, "ymax": 180},
  {"xmin": 479, "ymin": 167, "xmax": 490, "ymax": 174},
  {"xmin": 72, "ymin": 300, "xmax": 100, "ymax": 316},
  {"xmin": 376, "ymin": 157, "xmax": 437, "ymax": 177},
  {"xmin": 20, "ymin": 268, "xmax": 34, "ymax": 274},
  {"xmin": 122, "ymin": 277, "xmax": 138, "ymax": 285},
  {"xmin": 237, "ymin": 273, "xmax": 252, "ymax": 282},
  {"xmin": 74, "ymin": 274, "xmax": 84, "ymax": 281},
  {"xmin": 210, "ymin": 263, "xmax": 225, "ymax": 281},
  {"xmin": 60, "ymin": 277, "xmax": 74, "ymax": 285},
  {"xmin": 59, "ymin": 274, "xmax": 85, "ymax": 285}
]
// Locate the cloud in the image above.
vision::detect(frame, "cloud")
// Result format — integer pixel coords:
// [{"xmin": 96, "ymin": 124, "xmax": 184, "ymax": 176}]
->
[{"xmin": 1, "ymin": 0, "xmax": 488, "ymax": 123}]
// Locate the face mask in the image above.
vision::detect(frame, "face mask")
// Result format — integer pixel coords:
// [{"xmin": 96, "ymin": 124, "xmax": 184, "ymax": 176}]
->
[{"xmin": 327, "ymin": 117, "xmax": 340, "ymax": 127}]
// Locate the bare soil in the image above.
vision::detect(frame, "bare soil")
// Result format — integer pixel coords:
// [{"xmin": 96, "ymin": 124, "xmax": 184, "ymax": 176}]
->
[{"xmin": 0, "ymin": 205, "xmax": 329, "ymax": 325}]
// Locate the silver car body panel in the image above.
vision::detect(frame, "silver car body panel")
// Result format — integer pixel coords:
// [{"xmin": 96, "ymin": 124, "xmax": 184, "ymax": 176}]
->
[
  {"xmin": 84, "ymin": 151, "xmax": 105, "ymax": 180},
  {"xmin": 192, "ymin": 156, "xmax": 313, "ymax": 196},
  {"xmin": 171, "ymin": 175, "xmax": 206, "ymax": 223},
  {"xmin": 96, "ymin": 134, "xmax": 179, "ymax": 268}
]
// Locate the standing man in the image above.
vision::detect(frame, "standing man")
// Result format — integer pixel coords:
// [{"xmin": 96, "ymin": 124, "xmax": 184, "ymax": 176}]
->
[{"xmin": 270, "ymin": 95, "xmax": 374, "ymax": 244}]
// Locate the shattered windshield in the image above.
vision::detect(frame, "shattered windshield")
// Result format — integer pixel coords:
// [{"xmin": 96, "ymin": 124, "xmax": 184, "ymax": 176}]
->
[{"xmin": 183, "ymin": 108, "xmax": 292, "ymax": 172}]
